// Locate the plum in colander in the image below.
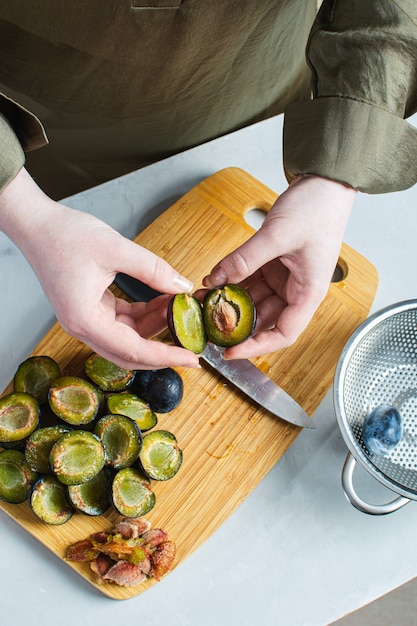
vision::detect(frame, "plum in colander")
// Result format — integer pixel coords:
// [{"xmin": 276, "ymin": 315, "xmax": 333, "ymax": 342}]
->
[{"xmin": 362, "ymin": 404, "xmax": 403, "ymax": 456}]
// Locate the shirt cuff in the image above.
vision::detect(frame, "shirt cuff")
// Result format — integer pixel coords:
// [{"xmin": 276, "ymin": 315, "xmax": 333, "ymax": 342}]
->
[
  {"xmin": 0, "ymin": 113, "xmax": 25, "ymax": 194},
  {"xmin": 283, "ymin": 97, "xmax": 417, "ymax": 194}
]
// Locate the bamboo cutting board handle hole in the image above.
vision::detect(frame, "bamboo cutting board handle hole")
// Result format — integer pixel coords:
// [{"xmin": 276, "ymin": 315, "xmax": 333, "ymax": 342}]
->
[
  {"xmin": 244, "ymin": 206, "xmax": 267, "ymax": 230},
  {"xmin": 332, "ymin": 257, "xmax": 348, "ymax": 283}
]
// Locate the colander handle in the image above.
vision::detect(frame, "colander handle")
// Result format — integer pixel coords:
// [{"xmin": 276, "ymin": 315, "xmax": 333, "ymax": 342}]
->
[{"xmin": 342, "ymin": 452, "xmax": 410, "ymax": 515}]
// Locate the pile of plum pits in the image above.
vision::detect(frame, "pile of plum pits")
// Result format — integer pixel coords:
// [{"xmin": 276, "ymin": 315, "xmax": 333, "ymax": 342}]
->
[
  {"xmin": 0, "ymin": 354, "xmax": 184, "ymax": 585},
  {"xmin": 65, "ymin": 516, "xmax": 177, "ymax": 587}
]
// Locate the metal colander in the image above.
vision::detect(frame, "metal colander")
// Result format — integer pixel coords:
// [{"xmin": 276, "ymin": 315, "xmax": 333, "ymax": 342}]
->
[{"xmin": 334, "ymin": 300, "xmax": 417, "ymax": 515}]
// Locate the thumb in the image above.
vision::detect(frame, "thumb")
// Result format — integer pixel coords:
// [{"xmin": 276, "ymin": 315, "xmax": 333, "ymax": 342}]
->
[
  {"xmin": 113, "ymin": 235, "xmax": 194, "ymax": 294},
  {"xmin": 203, "ymin": 226, "xmax": 279, "ymax": 287}
]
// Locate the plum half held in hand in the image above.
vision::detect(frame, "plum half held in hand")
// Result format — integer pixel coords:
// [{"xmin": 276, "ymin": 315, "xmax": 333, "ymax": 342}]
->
[
  {"xmin": 168, "ymin": 293, "xmax": 207, "ymax": 354},
  {"xmin": 203, "ymin": 284, "xmax": 256, "ymax": 347},
  {"xmin": 362, "ymin": 404, "xmax": 403, "ymax": 456},
  {"xmin": 168, "ymin": 284, "xmax": 256, "ymax": 352}
]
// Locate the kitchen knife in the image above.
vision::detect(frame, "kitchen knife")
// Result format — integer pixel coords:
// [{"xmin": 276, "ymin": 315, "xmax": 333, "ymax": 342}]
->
[{"xmin": 115, "ymin": 273, "xmax": 314, "ymax": 429}]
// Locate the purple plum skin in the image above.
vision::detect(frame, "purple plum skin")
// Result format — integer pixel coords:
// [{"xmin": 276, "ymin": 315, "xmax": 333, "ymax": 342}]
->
[{"xmin": 362, "ymin": 404, "xmax": 402, "ymax": 456}]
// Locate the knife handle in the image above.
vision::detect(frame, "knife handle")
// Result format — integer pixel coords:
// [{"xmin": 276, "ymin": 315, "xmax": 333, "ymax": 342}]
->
[{"xmin": 115, "ymin": 274, "xmax": 162, "ymax": 302}]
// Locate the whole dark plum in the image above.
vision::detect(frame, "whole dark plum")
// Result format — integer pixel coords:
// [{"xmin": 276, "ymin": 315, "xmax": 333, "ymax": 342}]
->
[
  {"xmin": 130, "ymin": 368, "xmax": 184, "ymax": 413},
  {"xmin": 362, "ymin": 404, "xmax": 403, "ymax": 456}
]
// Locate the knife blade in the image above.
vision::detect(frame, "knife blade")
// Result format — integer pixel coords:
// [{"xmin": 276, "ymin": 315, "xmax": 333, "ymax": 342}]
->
[{"xmin": 114, "ymin": 273, "xmax": 314, "ymax": 429}]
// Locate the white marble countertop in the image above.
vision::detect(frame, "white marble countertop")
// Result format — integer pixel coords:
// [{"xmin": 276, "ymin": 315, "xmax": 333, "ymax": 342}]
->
[{"xmin": 1, "ymin": 113, "xmax": 417, "ymax": 625}]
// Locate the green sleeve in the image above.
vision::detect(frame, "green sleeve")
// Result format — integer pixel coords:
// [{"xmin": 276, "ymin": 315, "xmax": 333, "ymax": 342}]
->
[
  {"xmin": 0, "ymin": 95, "xmax": 47, "ymax": 194},
  {"xmin": 283, "ymin": 0, "xmax": 417, "ymax": 193},
  {"xmin": 0, "ymin": 112, "xmax": 25, "ymax": 193}
]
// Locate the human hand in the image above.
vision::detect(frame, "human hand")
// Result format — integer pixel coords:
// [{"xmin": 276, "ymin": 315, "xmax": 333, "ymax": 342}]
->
[
  {"xmin": 202, "ymin": 175, "xmax": 356, "ymax": 359},
  {"xmin": 0, "ymin": 168, "xmax": 200, "ymax": 370}
]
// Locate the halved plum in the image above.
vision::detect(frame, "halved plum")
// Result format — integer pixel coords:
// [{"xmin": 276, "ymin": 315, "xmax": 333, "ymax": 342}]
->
[
  {"xmin": 168, "ymin": 293, "xmax": 207, "ymax": 354},
  {"xmin": 85, "ymin": 353, "xmax": 135, "ymax": 392},
  {"xmin": 0, "ymin": 392, "xmax": 40, "ymax": 444},
  {"xmin": 138, "ymin": 430, "xmax": 183, "ymax": 481},
  {"xmin": 0, "ymin": 449, "xmax": 38, "ymax": 504},
  {"xmin": 67, "ymin": 468, "xmax": 111, "ymax": 515},
  {"xmin": 49, "ymin": 430, "xmax": 105, "ymax": 485},
  {"xmin": 111, "ymin": 467, "xmax": 156, "ymax": 518},
  {"xmin": 202, "ymin": 284, "xmax": 256, "ymax": 347},
  {"xmin": 30, "ymin": 475, "xmax": 74, "ymax": 524},
  {"xmin": 13, "ymin": 355, "xmax": 61, "ymax": 404},
  {"xmin": 94, "ymin": 414, "xmax": 142, "ymax": 469},
  {"xmin": 25, "ymin": 424, "xmax": 71, "ymax": 473},
  {"xmin": 107, "ymin": 393, "xmax": 157, "ymax": 432},
  {"xmin": 48, "ymin": 376, "xmax": 101, "ymax": 426}
]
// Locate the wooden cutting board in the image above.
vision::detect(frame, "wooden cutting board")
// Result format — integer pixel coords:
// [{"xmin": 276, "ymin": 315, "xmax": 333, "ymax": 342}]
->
[{"xmin": 0, "ymin": 168, "xmax": 378, "ymax": 600}]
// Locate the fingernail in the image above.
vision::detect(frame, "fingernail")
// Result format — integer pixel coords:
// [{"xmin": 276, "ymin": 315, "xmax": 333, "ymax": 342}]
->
[
  {"xmin": 204, "ymin": 268, "xmax": 227, "ymax": 288},
  {"xmin": 173, "ymin": 274, "xmax": 194, "ymax": 293}
]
